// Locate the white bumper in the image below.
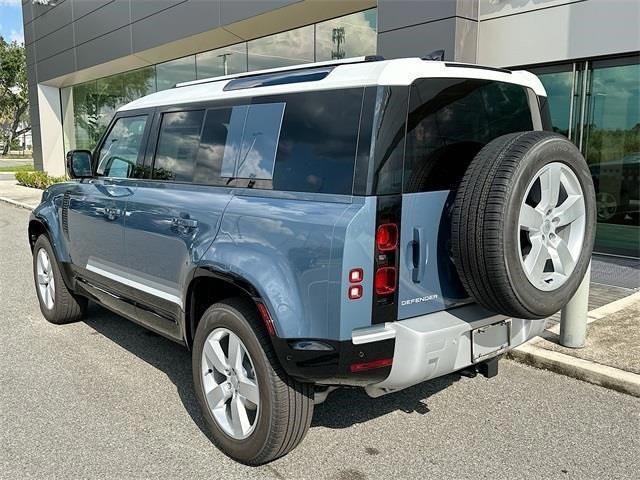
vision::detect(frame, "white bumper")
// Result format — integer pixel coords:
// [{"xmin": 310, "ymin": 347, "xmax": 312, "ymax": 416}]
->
[{"xmin": 352, "ymin": 304, "xmax": 546, "ymax": 397}]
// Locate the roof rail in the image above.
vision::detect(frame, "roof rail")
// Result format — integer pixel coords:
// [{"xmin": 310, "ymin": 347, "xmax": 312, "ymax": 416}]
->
[
  {"xmin": 444, "ymin": 62, "xmax": 512, "ymax": 74},
  {"xmin": 174, "ymin": 55, "xmax": 385, "ymax": 89}
]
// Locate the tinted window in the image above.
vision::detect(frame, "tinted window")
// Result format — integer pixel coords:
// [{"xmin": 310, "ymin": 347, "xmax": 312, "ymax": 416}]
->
[
  {"xmin": 221, "ymin": 102, "xmax": 285, "ymax": 180},
  {"xmin": 193, "ymin": 108, "xmax": 232, "ymax": 185},
  {"xmin": 96, "ymin": 115, "xmax": 148, "ymax": 178},
  {"xmin": 153, "ymin": 110, "xmax": 205, "ymax": 181},
  {"xmin": 272, "ymin": 88, "xmax": 363, "ymax": 194},
  {"xmin": 404, "ymin": 79, "xmax": 533, "ymax": 192}
]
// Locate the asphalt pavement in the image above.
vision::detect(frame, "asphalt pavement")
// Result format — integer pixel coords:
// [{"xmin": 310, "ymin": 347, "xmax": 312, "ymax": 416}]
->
[{"xmin": 1, "ymin": 202, "xmax": 639, "ymax": 480}]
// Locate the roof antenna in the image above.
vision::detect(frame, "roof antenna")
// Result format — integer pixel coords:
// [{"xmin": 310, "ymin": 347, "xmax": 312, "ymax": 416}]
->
[{"xmin": 422, "ymin": 49, "xmax": 445, "ymax": 61}]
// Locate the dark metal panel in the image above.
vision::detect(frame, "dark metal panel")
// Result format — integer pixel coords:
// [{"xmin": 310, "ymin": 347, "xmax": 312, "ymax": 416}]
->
[
  {"xmin": 25, "ymin": 43, "xmax": 36, "ymax": 66},
  {"xmin": 72, "ymin": 0, "xmax": 114, "ymax": 19},
  {"xmin": 26, "ymin": 60, "xmax": 38, "ymax": 85},
  {"xmin": 22, "ymin": 1, "xmax": 34, "ymax": 25},
  {"xmin": 377, "ymin": 0, "xmax": 457, "ymax": 33},
  {"xmin": 32, "ymin": 0, "xmax": 72, "ymax": 41},
  {"xmin": 76, "ymin": 25, "xmax": 133, "ymax": 70},
  {"xmin": 132, "ymin": 0, "xmax": 221, "ymax": 53},
  {"xmin": 377, "ymin": 18, "xmax": 457, "ymax": 60},
  {"xmin": 74, "ymin": 0, "xmax": 131, "ymax": 45},
  {"xmin": 131, "ymin": 0, "xmax": 187, "ymax": 22},
  {"xmin": 34, "ymin": 24, "xmax": 74, "ymax": 62},
  {"xmin": 220, "ymin": 0, "xmax": 298, "ymax": 25},
  {"xmin": 36, "ymin": 48, "xmax": 76, "ymax": 82},
  {"xmin": 23, "ymin": 21, "xmax": 35, "ymax": 46}
]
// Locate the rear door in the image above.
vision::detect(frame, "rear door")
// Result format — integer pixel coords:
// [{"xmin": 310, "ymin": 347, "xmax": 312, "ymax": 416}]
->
[
  {"xmin": 123, "ymin": 107, "xmax": 234, "ymax": 335},
  {"xmin": 397, "ymin": 78, "xmax": 536, "ymax": 320}
]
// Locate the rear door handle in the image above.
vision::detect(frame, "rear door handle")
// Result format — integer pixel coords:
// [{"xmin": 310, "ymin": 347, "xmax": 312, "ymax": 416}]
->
[{"xmin": 412, "ymin": 227, "xmax": 426, "ymax": 283}]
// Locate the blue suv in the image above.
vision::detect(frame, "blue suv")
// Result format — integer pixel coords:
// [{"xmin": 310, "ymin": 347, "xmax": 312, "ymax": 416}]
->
[{"xmin": 29, "ymin": 57, "xmax": 595, "ymax": 464}]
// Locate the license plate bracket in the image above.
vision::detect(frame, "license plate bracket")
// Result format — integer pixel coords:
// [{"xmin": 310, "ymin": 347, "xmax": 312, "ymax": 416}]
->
[{"xmin": 471, "ymin": 319, "xmax": 511, "ymax": 363}]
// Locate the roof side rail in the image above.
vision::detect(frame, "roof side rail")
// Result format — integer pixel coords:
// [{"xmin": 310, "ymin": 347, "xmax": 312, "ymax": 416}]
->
[
  {"xmin": 444, "ymin": 62, "xmax": 512, "ymax": 74},
  {"xmin": 422, "ymin": 49, "xmax": 445, "ymax": 61}
]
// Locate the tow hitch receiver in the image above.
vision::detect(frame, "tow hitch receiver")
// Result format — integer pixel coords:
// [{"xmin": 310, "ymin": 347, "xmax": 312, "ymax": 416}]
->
[{"xmin": 459, "ymin": 356, "xmax": 500, "ymax": 379}]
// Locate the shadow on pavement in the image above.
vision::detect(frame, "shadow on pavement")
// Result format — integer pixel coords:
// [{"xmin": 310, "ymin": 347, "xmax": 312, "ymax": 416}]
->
[{"xmin": 83, "ymin": 302, "xmax": 459, "ymax": 437}]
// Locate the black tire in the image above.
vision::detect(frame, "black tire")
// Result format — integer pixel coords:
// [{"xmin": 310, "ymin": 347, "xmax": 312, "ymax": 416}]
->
[
  {"xmin": 32, "ymin": 235, "xmax": 87, "ymax": 324},
  {"xmin": 451, "ymin": 131, "xmax": 596, "ymax": 319},
  {"xmin": 192, "ymin": 297, "xmax": 313, "ymax": 465}
]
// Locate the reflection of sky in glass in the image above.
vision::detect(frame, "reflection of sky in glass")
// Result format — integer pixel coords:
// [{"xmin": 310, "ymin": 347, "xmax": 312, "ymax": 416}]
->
[
  {"xmin": 156, "ymin": 56, "xmax": 196, "ymax": 91},
  {"xmin": 315, "ymin": 9, "xmax": 377, "ymax": 61},
  {"xmin": 589, "ymin": 63, "xmax": 640, "ymax": 130},
  {"xmin": 197, "ymin": 45, "xmax": 248, "ymax": 79},
  {"xmin": 248, "ymin": 26, "xmax": 314, "ymax": 70},
  {"xmin": 537, "ymin": 70, "xmax": 572, "ymax": 135}
]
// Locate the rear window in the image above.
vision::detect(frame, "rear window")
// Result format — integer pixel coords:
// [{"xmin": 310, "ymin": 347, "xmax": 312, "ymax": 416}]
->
[{"xmin": 404, "ymin": 78, "xmax": 533, "ymax": 192}]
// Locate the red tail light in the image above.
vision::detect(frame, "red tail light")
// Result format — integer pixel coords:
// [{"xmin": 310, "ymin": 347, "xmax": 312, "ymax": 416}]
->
[
  {"xmin": 350, "ymin": 357, "xmax": 393, "ymax": 373},
  {"xmin": 256, "ymin": 302, "xmax": 276, "ymax": 336},
  {"xmin": 375, "ymin": 266, "xmax": 396, "ymax": 295},
  {"xmin": 348, "ymin": 285, "xmax": 363, "ymax": 300},
  {"xmin": 376, "ymin": 223, "xmax": 398, "ymax": 251}
]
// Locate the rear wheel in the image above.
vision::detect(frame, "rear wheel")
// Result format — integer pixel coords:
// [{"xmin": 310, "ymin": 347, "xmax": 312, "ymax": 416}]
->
[
  {"xmin": 452, "ymin": 131, "xmax": 596, "ymax": 319},
  {"xmin": 32, "ymin": 235, "xmax": 87, "ymax": 324},
  {"xmin": 192, "ymin": 297, "xmax": 313, "ymax": 465}
]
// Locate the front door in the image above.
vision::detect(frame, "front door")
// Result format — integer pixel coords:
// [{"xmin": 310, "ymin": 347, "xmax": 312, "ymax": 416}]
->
[{"xmin": 67, "ymin": 114, "xmax": 150, "ymax": 316}]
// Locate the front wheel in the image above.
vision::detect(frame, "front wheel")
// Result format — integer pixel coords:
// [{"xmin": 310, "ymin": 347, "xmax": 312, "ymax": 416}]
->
[{"xmin": 192, "ymin": 297, "xmax": 313, "ymax": 465}]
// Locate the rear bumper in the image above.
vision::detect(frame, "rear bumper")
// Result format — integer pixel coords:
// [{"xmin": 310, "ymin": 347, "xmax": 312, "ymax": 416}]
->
[{"xmin": 352, "ymin": 304, "xmax": 546, "ymax": 397}]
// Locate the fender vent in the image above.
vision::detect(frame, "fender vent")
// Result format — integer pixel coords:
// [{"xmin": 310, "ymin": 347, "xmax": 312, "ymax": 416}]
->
[{"xmin": 61, "ymin": 192, "xmax": 70, "ymax": 237}]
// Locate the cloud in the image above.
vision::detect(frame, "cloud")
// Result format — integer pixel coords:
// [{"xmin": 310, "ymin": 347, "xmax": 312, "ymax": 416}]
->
[
  {"xmin": 0, "ymin": 1, "xmax": 22, "ymax": 6},
  {"xmin": 9, "ymin": 28, "xmax": 23, "ymax": 44}
]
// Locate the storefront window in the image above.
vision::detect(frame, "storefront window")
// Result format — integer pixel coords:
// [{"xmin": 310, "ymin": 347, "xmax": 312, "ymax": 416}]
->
[
  {"xmin": 197, "ymin": 44, "xmax": 248, "ymax": 79},
  {"xmin": 534, "ymin": 56, "xmax": 640, "ymax": 257},
  {"xmin": 156, "ymin": 55, "xmax": 196, "ymax": 91},
  {"xmin": 247, "ymin": 25, "xmax": 314, "ymax": 70},
  {"xmin": 315, "ymin": 9, "xmax": 377, "ymax": 61}
]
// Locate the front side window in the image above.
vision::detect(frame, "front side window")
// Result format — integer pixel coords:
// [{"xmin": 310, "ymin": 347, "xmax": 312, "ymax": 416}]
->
[
  {"xmin": 404, "ymin": 78, "xmax": 533, "ymax": 192},
  {"xmin": 96, "ymin": 115, "xmax": 148, "ymax": 178},
  {"xmin": 153, "ymin": 110, "xmax": 205, "ymax": 181}
]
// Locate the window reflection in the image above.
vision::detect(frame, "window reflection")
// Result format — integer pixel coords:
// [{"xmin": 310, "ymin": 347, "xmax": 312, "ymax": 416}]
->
[
  {"xmin": 197, "ymin": 44, "xmax": 248, "ymax": 79},
  {"xmin": 156, "ymin": 55, "xmax": 196, "ymax": 91},
  {"xmin": 315, "ymin": 9, "xmax": 377, "ymax": 61},
  {"xmin": 248, "ymin": 25, "xmax": 314, "ymax": 70}
]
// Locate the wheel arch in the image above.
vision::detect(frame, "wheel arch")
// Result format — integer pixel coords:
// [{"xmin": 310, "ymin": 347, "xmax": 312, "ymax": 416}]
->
[{"xmin": 184, "ymin": 267, "xmax": 276, "ymax": 349}]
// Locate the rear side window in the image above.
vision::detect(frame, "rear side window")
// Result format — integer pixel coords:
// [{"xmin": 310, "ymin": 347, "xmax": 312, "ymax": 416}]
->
[
  {"xmin": 271, "ymin": 88, "xmax": 363, "ymax": 195},
  {"xmin": 153, "ymin": 110, "xmax": 205, "ymax": 181},
  {"xmin": 404, "ymin": 78, "xmax": 533, "ymax": 192}
]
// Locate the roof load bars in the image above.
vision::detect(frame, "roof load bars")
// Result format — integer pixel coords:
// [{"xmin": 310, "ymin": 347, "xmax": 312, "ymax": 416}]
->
[
  {"xmin": 223, "ymin": 66, "xmax": 334, "ymax": 91},
  {"xmin": 422, "ymin": 49, "xmax": 445, "ymax": 61}
]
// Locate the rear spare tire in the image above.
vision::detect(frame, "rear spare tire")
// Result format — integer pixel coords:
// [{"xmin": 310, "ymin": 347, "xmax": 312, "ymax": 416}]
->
[{"xmin": 452, "ymin": 131, "xmax": 596, "ymax": 319}]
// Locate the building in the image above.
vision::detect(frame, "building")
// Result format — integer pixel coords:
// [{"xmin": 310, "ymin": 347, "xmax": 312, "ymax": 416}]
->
[{"xmin": 22, "ymin": 0, "xmax": 639, "ymax": 258}]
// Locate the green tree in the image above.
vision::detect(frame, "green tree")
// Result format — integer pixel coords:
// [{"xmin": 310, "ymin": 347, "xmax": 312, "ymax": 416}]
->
[{"xmin": 0, "ymin": 37, "xmax": 29, "ymax": 156}]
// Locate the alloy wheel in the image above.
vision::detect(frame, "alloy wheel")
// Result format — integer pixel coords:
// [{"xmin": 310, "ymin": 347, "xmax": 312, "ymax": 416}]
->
[{"xmin": 36, "ymin": 248, "xmax": 55, "ymax": 309}]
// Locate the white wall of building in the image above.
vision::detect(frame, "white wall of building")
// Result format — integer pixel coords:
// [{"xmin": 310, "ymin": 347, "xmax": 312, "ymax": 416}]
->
[{"xmin": 478, "ymin": 0, "xmax": 640, "ymax": 67}]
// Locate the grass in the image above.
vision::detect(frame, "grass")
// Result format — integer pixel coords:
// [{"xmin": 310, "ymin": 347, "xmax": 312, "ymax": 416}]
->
[
  {"xmin": 15, "ymin": 170, "xmax": 68, "ymax": 189},
  {"xmin": 0, "ymin": 164, "xmax": 34, "ymax": 173}
]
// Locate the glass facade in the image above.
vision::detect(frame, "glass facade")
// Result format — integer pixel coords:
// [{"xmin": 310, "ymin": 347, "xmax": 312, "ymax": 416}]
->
[
  {"xmin": 533, "ymin": 55, "xmax": 640, "ymax": 257},
  {"xmin": 61, "ymin": 8, "xmax": 377, "ymax": 154}
]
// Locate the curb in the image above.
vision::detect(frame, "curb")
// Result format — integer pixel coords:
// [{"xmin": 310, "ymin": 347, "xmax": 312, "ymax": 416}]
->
[
  {"xmin": 509, "ymin": 344, "xmax": 640, "ymax": 397},
  {"xmin": 511, "ymin": 293, "xmax": 640, "ymax": 397},
  {"xmin": 0, "ymin": 196, "xmax": 35, "ymax": 211}
]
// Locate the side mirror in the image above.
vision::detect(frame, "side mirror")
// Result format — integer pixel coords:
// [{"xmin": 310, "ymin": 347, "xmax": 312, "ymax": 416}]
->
[{"xmin": 66, "ymin": 150, "xmax": 93, "ymax": 179}]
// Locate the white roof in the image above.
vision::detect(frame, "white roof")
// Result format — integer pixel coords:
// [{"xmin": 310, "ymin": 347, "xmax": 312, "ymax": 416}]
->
[{"xmin": 119, "ymin": 57, "xmax": 546, "ymax": 112}]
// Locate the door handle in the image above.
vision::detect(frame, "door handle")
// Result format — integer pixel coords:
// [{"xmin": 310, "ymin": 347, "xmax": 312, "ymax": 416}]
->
[
  {"xmin": 172, "ymin": 216, "xmax": 198, "ymax": 232},
  {"xmin": 412, "ymin": 227, "xmax": 426, "ymax": 283},
  {"xmin": 103, "ymin": 207, "xmax": 122, "ymax": 220}
]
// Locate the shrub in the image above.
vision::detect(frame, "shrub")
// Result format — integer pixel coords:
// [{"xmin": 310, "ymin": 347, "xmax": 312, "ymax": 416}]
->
[{"xmin": 15, "ymin": 170, "xmax": 68, "ymax": 189}]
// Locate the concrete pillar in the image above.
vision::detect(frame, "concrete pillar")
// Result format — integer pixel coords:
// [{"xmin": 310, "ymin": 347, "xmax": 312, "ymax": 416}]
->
[
  {"xmin": 36, "ymin": 84, "xmax": 66, "ymax": 177},
  {"xmin": 559, "ymin": 262, "xmax": 591, "ymax": 348}
]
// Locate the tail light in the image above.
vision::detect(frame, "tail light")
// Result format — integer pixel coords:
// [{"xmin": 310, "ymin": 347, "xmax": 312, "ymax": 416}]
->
[
  {"xmin": 256, "ymin": 302, "xmax": 276, "ymax": 336},
  {"xmin": 375, "ymin": 266, "xmax": 396, "ymax": 295},
  {"xmin": 350, "ymin": 357, "xmax": 393, "ymax": 373},
  {"xmin": 376, "ymin": 223, "xmax": 398, "ymax": 251}
]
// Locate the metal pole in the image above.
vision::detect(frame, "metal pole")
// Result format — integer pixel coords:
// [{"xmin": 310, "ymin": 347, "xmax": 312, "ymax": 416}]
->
[{"xmin": 559, "ymin": 261, "xmax": 591, "ymax": 348}]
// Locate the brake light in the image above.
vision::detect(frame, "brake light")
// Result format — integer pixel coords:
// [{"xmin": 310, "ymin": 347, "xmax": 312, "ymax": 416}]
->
[
  {"xmin": 375, "ymin": 267, "xmax": 396, "ymax": 295},
  {"xmin": 376, "ymin": 223, "xmax": 398, "ymax": 252},
  {"xmin": 350, "ymin": 357, "xmax": 393, "ymax": 372}
]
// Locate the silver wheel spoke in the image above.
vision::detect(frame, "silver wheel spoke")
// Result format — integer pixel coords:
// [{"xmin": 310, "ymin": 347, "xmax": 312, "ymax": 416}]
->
[
  {"xmin": 237, "ymin": 378, "xmax": 259, "ymax": 405},
  {"xmin": 230, "ymin": 396, "xmax": 251, "ymax": 436},
  {"xmin": 227, "ymin": 333, "xmax": 243, "ymax": 371},
  {"xmin": 551, "ymin": 239, "xmax": 575, "ymax": 275},
  {"xmin": 554, "ymin": 195, "xmax": 584, "ymax": 227},
  {"xmin": 37, "ymin": 273, "xmax": 48, "ymax": 285},
  {"xmin": 519, "ymin": 204, "xmax": 543, "ymax": 231},
  {"xmin": 48, "ymin": 282, "xmax": 55, "ymax": 302},
  {"xmin": 540, "ymin": 163, "xmax": 562, "ymax": 210},
  {"xmin": 524, "ymin": 236, "xmax": 549, "ymax": 278},
  {"xmin": 205, "ymin": 382, "xmax": 230, "ymax": 410},
  {"xmin": 203, "ymin": 338, "xmax": 229, "ymax": 374}
]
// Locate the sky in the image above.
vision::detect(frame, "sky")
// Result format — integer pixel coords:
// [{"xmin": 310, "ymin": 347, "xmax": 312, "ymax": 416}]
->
[{"xmin": 0, "ymin": 0, "xmax": 24, "ymax": 44}]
